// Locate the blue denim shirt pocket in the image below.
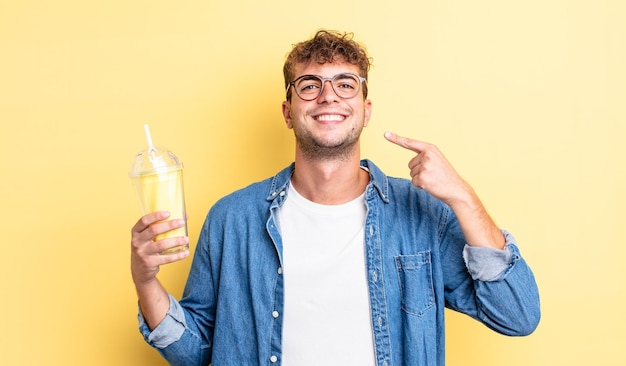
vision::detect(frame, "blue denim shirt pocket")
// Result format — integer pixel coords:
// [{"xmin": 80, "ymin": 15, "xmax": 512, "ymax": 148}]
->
[{"xmin": 394, "ymin": 251, "xmax": 435, "ymax": 317}]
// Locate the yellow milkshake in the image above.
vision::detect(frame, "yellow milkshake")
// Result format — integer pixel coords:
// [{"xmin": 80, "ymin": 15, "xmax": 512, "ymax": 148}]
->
[{"xmin": 130, "ymin": 127, "xmax": 188, "ymax": 254}]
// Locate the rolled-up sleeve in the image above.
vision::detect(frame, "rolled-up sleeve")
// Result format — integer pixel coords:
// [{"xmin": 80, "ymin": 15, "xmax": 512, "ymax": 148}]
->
[
  {"xmin": 456, "ymin": 230, "xmax": 540, "ymax": 335},
  {"xmin": 462, "ymin": 230, "xmax": 519, "ymax": 282},
  {"xmin": 138, "ymin": 293, "xmax": 187, "ymax": 349}
]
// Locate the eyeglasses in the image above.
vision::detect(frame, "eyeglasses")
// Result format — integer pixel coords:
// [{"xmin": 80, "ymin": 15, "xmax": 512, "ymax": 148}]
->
[{"xmin": 287, "ymin": 73, "xmax": 367, "ymax": 101}]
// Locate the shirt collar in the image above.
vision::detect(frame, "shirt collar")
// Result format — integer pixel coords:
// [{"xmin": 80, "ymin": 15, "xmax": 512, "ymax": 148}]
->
[{"xmin": 266, "ymin": 159, "xmax": 389, "ymax": 203}]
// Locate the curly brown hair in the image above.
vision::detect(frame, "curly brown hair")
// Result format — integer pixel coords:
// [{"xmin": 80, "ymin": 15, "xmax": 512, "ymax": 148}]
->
[{"xmin": 283, "ymin": 30, "xmax": 372, "ymax": 101}]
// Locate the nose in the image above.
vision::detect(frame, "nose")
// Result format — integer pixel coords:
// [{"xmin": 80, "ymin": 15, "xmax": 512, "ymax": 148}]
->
[{"xmin": 317, "ymin": 79, "xmax": 339, "ymax": 103}]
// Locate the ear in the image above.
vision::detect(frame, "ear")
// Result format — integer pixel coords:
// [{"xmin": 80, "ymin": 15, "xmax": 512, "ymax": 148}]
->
[
  {"xmin": 282, "ymin": 101, "xmax": 294, "ymax": 129},
  {"xmin": 363, "ymin": 99, "xmax": 372, "ymax": 127}
]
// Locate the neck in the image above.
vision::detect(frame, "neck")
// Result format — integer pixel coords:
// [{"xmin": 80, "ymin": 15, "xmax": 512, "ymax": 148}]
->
[{"xmin": 291, "ymin": 148, "xmax": 369, "ymax": 205}]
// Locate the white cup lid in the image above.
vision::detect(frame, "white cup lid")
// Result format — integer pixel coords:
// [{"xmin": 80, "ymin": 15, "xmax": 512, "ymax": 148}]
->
[{"xmin": 129, "ymin": 146, "xmax": 182, "ymax": 177}]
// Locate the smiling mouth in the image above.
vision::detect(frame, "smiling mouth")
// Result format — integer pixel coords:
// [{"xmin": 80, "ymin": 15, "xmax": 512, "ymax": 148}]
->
[{"xmin": 314, "ymin": 114, "xmax": 346, "ymax": 122}]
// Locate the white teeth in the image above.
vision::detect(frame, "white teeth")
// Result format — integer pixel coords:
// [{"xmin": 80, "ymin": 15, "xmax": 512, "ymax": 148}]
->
[{"xmin": 316, "ymin": 114, "xmax": 344, "ymax": 122}]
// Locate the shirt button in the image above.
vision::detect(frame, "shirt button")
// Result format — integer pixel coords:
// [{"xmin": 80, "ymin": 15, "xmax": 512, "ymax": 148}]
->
[
  {"xmin": 270, "ymin": 355, "xmax": 278, "ymax": 363},
  {"xmin": 277, "ymin": 267, "xmax": 283, "ymax": 275},
  {"xmin": 279, "ymin": 191, "xmax": 286, "ymax": 197},
  {"xmin": 272, "ymin": 311, "xmax": 279, "ymax": 318}
]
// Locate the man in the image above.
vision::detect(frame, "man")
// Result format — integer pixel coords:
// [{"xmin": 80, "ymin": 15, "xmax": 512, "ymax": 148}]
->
[{"xmin": 131, "ymin": 30, "xmax": 540, "ymax": 366}]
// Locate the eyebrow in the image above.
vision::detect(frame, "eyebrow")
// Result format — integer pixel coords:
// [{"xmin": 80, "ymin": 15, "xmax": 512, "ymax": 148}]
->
[
  {"xmin": 296, "ymin": 74, "xmax": 321, "ymax": 81},
  {"xmin": 295, "ymin": 73, "xmax": 357, "ymax": 81}
]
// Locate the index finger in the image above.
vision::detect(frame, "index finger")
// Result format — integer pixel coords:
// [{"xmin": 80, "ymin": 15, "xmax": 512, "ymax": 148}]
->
[
  {"xmin": 132, "ymin": 211, "xmax": 170, "ymax": 234},
  {"xmin": 384, "ymin": 131, "xmax": 429, "ymax": 153}
]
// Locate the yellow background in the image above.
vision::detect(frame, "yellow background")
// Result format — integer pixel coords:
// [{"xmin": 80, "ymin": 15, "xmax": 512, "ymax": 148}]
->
[{"xmin": 1, "ymin": 1, "xmax": 624, "ymax": 365}]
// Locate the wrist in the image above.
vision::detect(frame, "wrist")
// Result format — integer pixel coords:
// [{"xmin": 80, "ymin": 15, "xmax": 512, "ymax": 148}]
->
[
  {"xmin": 133, "ymin": 276, "xmax": 162, "ymax": 296},
  {"xmin": 444, "ymin": 181, "xmax": 478, "ymax": 212}
]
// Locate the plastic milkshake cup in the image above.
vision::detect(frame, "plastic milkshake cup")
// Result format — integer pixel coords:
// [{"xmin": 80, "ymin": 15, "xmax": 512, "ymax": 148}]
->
[{"xmin": 130, "ymin": 125, "xmax": 188, "ymax": 254}]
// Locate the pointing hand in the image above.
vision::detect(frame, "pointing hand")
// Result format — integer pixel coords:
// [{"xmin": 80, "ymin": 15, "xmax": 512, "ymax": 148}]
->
[{"xmin": 384, "ymin": 131, "xmax": 471, "ymax": 206}]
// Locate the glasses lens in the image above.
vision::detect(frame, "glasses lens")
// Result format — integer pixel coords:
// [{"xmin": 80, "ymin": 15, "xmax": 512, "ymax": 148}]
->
[
  {"xmin": 294, "ymin": 76, "xmax": 322, "ymax": 100},
  {"xmin": 331, "ymin": 74, "xmax": 360, "ymax": 98}
]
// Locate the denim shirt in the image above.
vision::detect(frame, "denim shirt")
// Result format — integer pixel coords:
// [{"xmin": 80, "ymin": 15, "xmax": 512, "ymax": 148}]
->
[{"xmin": 138, "ymin": 159, "xmax": 540, "ymax": 366}]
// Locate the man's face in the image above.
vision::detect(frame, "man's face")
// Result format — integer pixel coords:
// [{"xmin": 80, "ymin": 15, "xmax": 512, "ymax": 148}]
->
[{"xmin": 282, "ymin": 61, "xmax": 372, "ymax": 160}]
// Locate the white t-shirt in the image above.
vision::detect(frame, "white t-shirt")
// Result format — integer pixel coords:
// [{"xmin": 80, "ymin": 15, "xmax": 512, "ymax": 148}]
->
[{"xmin": 277, "ymin": 183, "xmax": 376, "ymax": 366}]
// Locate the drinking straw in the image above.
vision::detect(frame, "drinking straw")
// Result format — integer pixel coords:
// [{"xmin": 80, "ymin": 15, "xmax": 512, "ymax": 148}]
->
[{"xmin": 144, "ymin": 124, "xmax": 154, "ymax": 149}]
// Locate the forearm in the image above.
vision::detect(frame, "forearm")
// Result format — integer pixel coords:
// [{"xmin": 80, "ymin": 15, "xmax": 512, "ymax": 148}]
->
[
  {"xmin": 447, "ymin": 184, "xmax": 505, "ymax": 249},
  {"xmin": 135, "ymin": 278, "xmax": 170, "ymax": 330}
]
